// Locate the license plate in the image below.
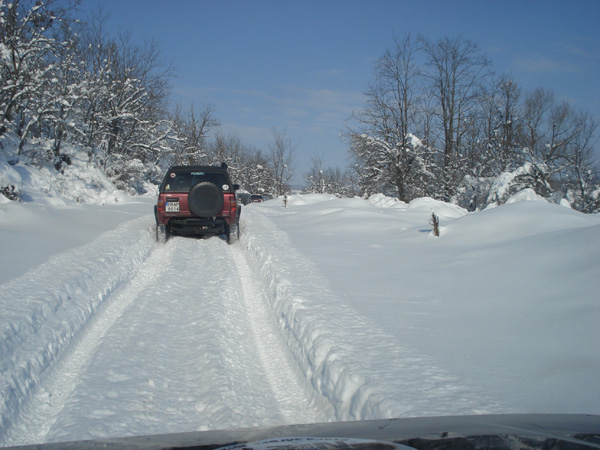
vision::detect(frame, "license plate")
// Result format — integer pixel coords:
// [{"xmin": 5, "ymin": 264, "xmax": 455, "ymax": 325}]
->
[{"xmin": 166, "ymin": 202, "xmax": 180, "ymax": 212}]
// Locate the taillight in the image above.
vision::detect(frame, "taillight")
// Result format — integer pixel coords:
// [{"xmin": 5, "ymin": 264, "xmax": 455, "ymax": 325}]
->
[
  {"xmin": 226, "ymin": 194, "xmax": 237, "ymax": 217},
  {"xmin": 157, "ymin": 199, "xmax": 165, "ymax": 212}
]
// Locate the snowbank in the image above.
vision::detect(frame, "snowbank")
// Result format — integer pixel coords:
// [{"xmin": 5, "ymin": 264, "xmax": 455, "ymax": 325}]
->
[
  {"xmin": 0, "ymin": 216, "xmax": 155, "ymax": 439},
  {"xmin": 259, "ymin": 194, "xmax": 600, "ymax": 417},
  {"xmin": 241, "ymin": 210, "xmax": 407, "ymax": 420},
  {"xmin": 240, "ymin": 204, "xmax": 504, "ymax": 421},
  {"xmin": 0, "ymin": 156, "xmax": 132, "ymax": 206},
  {"xmin": 407, "ymin": 197, "xmax": 468, "ymax": 218},
  {"xmin": 367, "ymin": 193, "xmax": 407, "ymax": 209},
  {"xmin": 506, "ymin": 187, "xmax": 548, "ymax": 204},
  {"xmin": 283, "ymin": 193, "xmax": 339, "ymax": 207}
]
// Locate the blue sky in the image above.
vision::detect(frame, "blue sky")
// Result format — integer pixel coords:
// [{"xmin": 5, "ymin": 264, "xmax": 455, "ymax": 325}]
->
[{"xmin": 80, "ymin": 0, "xmax": 600, "ymax": 185}]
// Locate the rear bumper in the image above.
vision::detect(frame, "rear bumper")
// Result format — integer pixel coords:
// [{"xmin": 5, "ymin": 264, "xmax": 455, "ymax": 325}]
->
[{"xmin": 167, "ymin": 217, "xmax": 228, "ymax": 236}]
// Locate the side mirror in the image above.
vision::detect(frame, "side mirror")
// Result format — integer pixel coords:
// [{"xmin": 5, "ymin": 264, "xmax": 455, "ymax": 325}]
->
[{"xmin": 233, "ymin": 184, "xmax": 240, "ymax": 191}]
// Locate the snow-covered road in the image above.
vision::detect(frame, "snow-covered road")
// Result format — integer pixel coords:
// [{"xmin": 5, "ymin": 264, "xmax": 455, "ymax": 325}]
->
[
  {"xmin": 2, "ymin": 194, "xmax": 599, "ymax": 447},
  {"xmin": 1, "ymin": 209, "xmax": 336, "ymax": 445},
  {"xmin": 0, "ymin": 201, "xmax": 499, "ymax": 446}
]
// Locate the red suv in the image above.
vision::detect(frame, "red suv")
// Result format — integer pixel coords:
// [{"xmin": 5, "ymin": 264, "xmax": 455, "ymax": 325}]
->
[{"xmin": 154, "ymin": 163, "xmax": 240, "ymax": 243}]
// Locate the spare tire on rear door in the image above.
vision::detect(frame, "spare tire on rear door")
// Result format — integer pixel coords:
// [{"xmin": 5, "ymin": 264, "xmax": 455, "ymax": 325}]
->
[{"xmin": 188, "ymin": 182, "xmax": 224, "ymax": 216}]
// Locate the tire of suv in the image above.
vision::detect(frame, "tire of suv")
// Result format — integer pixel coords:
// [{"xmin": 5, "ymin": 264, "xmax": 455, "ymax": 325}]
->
[
  {"xmin": 188, "ymin": 182, "xmax": 224, "ymax": 217},
  {"xmin": 156, "ymin": 223, "xmax": 169, "ymax": 242},
  {"xmin": 226, "ymin": 223, "xmax": 240, "ymax": 244}
]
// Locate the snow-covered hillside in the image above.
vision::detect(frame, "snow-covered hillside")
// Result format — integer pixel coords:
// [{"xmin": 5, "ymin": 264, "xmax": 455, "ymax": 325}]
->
[{"xmin": 1, "ymin": 163, "xmax": 599, "ymax": 446}]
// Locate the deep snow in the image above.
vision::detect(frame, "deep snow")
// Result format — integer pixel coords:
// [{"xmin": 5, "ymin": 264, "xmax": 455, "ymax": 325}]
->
[{"xmin": 1, "ymin": 164, "xmax": 599, "ymax": 446}]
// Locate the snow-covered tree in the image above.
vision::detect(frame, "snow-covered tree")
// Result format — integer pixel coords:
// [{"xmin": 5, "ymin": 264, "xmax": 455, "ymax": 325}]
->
[
  {"xmin": 304, "ymin": 153, "xmax": 352, "ymax": 196},
  {"xmin": 236, "ymin": 148, "xmax": 273, "ymax": 195},
  {"xmin": 348, "ymin": 33, "xmax": 599, "ymax": 212},
  {"xmin": 304, "ymin": 154, "xmax": 327, "ymax": 194},
  {"xmin": 45, "ymin": 35, "xmax": 82, "ymax": 167},
  {"xmin": 349, "ymin": 131, "xmax": 434, "ymax": 200},
  {"xmin": 0, "ymin": 0, "xmax": 75, "ymax": 156},
  {"xmin": 555, "ymin": 110, "xmax": 599, "ymax": 212},
  {"xmin": 70, "ymin": 12, "xmax": 174, "ymax": 191}
]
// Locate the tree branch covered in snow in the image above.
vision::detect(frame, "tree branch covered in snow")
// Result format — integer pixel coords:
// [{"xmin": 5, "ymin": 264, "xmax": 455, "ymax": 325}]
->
[{"xmin": 347, "ymin": 34, "xmax": 600, "ymax": 212}]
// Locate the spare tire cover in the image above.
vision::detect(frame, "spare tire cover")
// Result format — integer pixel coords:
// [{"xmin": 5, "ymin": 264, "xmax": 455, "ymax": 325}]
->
[{"xmin": 188, "ymin": 182, "xmax": 224, "ymax": 216}]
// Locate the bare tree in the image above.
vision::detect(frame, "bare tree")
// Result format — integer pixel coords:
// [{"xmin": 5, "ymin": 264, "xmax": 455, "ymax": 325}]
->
[
  {"xmin": 375, "ymin": 34, "xmax": 421, "ymax": 155},
  {"xmin": 517, "ymin": 88, "xmax": 564, "ymax": 196},
  {"xmin": 521, "ymin": 88, "xmax": 554, "ymax": 160},
  {"xmin": 497, "ymin": 77, "xmax": 521, "ymax": 162},
  {"xmin": 348, "ymin": 34, "xmax": 432, "ymax": 201},
  {"xmin": 268, "ymin": 128, "xmax": 295, "ymax": 197},
  {"xmin": 170, "ymin": 103, "xmax": 219, "ymax": 165},
  {"xmin": 472, "ymin": 75, "xmax": 522, "ymax": 176},
  {"xmin": 421, "ymin": 35, "xmax": 490, "ymax": 180}
]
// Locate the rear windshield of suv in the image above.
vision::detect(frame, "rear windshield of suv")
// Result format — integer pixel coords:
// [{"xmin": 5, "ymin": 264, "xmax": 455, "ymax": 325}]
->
[{"xmin": 162, "ymin": 171, "xmax": 230, "ymax": 193}]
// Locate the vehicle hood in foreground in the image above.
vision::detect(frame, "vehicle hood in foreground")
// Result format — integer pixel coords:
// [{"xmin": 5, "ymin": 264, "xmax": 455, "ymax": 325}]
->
[{"xmin": 5, "ymin": 414, "xmax": 600, "ymax": 450}]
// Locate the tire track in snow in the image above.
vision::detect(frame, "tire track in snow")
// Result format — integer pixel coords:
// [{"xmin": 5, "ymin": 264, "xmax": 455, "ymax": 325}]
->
[
  {"xmin": 1, "ymin": 240, "xmax": 171, "ymax": 446},
  {"xmin": 6, "ymin": 233, "xmax": 328, "ymax": 446},
  {"xmin": 230, "ymin": 243, "xmax": 335, "ymax": 425}
]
